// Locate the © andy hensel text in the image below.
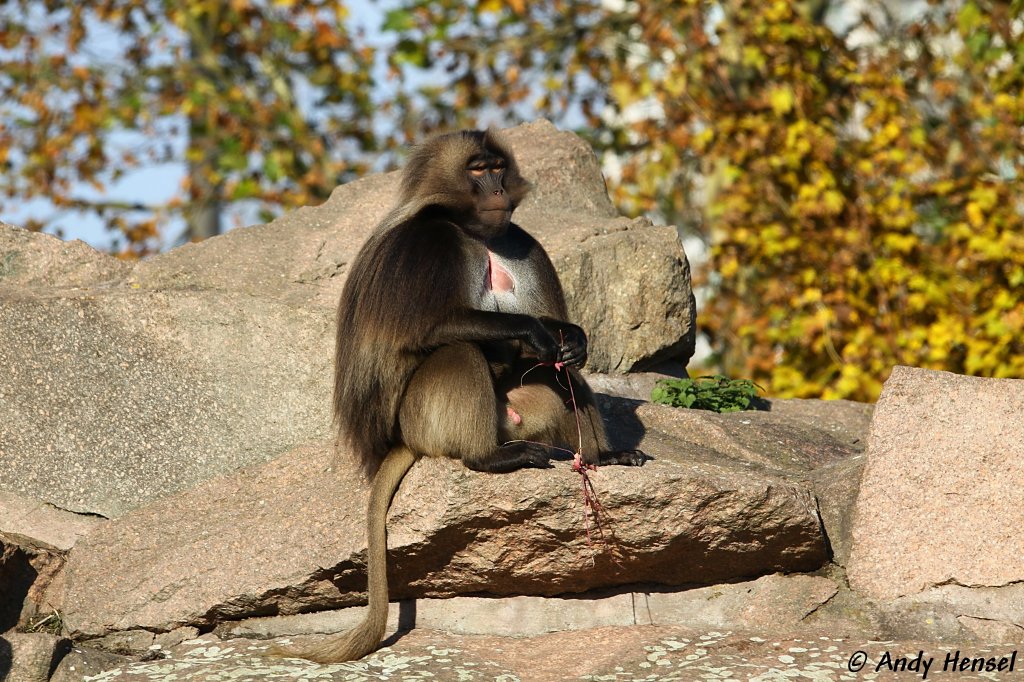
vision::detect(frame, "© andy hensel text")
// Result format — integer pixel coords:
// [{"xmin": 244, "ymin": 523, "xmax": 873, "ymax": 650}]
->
[{"xmin": 848, "ymin": 648, "xmax": 1018, "ymax": 678}]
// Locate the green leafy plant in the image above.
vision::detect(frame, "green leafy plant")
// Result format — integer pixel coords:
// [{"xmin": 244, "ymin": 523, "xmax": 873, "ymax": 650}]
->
[{"xmin": 651, "ymin": 375, "xmax": 761, "ymax": 413}]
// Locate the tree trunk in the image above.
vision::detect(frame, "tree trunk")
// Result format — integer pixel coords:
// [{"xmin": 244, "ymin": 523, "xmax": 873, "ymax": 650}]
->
[
  {"xmin": 185, "ymin": 17, "xmax": 223, "ymax": 243},
  {"xmin": 185, "ymin": 101, "xmax": 223, "ymax": 241},
  {"xmin": 185, "ymin": 160, "xmax": 222, "ymax": 241}
]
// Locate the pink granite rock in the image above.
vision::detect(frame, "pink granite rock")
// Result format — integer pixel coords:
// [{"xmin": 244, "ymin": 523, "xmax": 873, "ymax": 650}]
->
[{"xmin": 848, "ymin": 366, "xmax": 1024, "ymax": 601}]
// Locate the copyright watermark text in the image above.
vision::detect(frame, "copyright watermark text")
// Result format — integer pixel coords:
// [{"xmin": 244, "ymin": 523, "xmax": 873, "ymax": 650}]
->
[{"xmin": 848, "ymin": 649, "xmax": 1018, "ymax": 678}]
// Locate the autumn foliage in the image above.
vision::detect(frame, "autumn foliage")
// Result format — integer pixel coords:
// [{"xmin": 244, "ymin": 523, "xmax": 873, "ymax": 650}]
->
[
  {"xmin": 2, "ymin": 0, "xmax": 1022, "ymax": 399},
  {"xmin": 0, "ymin": 0, "xmax": 376, "ymax": 254},
  {"xmin": 607, "ymin": 1, "xmax": 1024, "ymax": 400},
  {"xmin": 389, "ymin": 1, "xmax": 1015, "ymax": 399},
  {"xmin": 377, "ymin": 0, "xmax": 1024, "ymax": 400}
]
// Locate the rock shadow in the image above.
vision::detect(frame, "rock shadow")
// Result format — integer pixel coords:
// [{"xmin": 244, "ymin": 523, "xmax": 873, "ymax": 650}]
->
[
  {"xmin": 596, "ymin": 395, "xmax": 649, "ymax": 455},
  {"xmin": 0, "ymin": 546, "xmax": 37, "ymax": 631},
  {"xmin": 0, "ymin": 637, "xmax": 10, "ymax": 681}
]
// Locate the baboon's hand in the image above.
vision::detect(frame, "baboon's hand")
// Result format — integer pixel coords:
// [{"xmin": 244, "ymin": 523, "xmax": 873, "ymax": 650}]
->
[
  {"xmin": 524, "ymin": 319, "xmax": 561, "ymax": 364},
  {"xmin": 542, "ymin": 319, "xmax": 588, "ymax": 368}
]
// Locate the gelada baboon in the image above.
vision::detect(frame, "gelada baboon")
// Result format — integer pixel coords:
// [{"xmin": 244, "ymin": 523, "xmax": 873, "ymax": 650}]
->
[{"xmin": 277, "ymin": 129, "xmax": 646, "ymax": 663}]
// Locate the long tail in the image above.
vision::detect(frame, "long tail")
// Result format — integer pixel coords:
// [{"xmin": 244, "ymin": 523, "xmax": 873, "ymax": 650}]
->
[{"xmin": 271, "ymin": 446, "xmax": 417, "ymax": 663}]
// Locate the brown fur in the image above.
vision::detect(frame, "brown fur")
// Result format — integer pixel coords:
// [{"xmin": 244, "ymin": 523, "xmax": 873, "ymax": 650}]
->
[{"xmin": 275, "ymin": 130, "xmax": 645, "ymax": 664}]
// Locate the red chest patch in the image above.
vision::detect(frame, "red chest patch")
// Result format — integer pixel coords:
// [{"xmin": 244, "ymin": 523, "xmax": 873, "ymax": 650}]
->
[{"xmin": 486, "ymin": 251, "xmax": 516, "ymax": 293}]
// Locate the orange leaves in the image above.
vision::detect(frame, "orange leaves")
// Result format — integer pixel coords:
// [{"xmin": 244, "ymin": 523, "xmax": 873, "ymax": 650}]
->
[
  {"xmin": 312, "ymin": 21, "xmax": 344, "ymax": 50},
  {"xmin": 1, "ymin": 0, "xmax": 379, "ymax": 250},
  {"xmin": 478, "ymin": 0, "xmax": 531, "ymax": 14}
]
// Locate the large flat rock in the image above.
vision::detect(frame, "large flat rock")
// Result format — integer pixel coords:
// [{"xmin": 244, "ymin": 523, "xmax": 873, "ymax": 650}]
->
[
  {"xmin": 0, "ymin": 288, "xmax": 333, "ymax": 518},
  {"xmin": 848, "ymin": 366, "xmax": 1024, "ymax": 601},
  {"xmin": 216, "ymin": 574, "xmax": 840, "ymax": 642},
  {"xmin": 60, "ymin": 399, "xmax": 860, "ymax": 637}
]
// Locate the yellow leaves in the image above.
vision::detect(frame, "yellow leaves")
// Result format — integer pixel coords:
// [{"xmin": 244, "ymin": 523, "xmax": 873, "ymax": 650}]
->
[
  {"xmin": 747, "ymin": 222, "xmax": 801, "ymax": 257},
  {"xmin": 811, "ymin": 303, "xmax": 834, "ymax": 329},
  {"xmin": 972, "ymin": 94, "xmax": 996, "ymax": 119},
  {"xmin": 790, "ymin": 166, "xmax": 844, "ymax": 218},
  {"xmin": 769, "ymin": 85, "xmax": 795, "ymax": 115},
  {"xmin": 795, "ymin": 287, "xmax": 822, "ymax": 305},
  {"xmin": 957, "ymin": 1, "xmax": 984, "ymax": 33},
  {"xmin": 947, "ymin": 221, "xmax": 973, "ymax": 241},
  {"xmin": 880, "ymin": 192, "xmax": 903, "ymax": 214},
  {"xmin": 909, "ymin": 126, "xmax": 927, "ymax": 148},
  {"xmin": 875, "ymin": 121, "xmax": 902, "ymax": 147},
  {"xmin": 906, "ymin": 292, "xmax": 928, "ymax": 313},
  {"xmin": 478, "ymin": 0, "xmax": 504, "ymax": 13},
  {"xmin": 830, "ymin": 364, "xmax": 866, "ymax": 400},
  {"xmin": 966, "ymin": 201, "xmax": 985, "ymax": 228},
  {"xmin": 968, "ymin": 233, "xmax": 1012, "ymax": 260},
  {"xmin": 743, "ymin": 46, "xmax": 766, "ymax": 71},
  {"xmin": 883, "ymin": 233, "xmax": 918, "ymax": 254},
  {"xmin": 906, "ymin": 273, "xmax": 949, "ymax": 308},
  {"xmin": 800, "ymin": 268, "xmax": 817, "ymax": 286},
  {"xmin": 776, "ymin": 119, "xmax": 818, "ymax": 168},
  {"xmin": 968, "ymin": 184, "xmax": 999, "ymax": 212},
  {"xmin": 731, "ymin": 226, "xmax": 752, "ymax": 244},
  {"xmin": 678, "ymin": 0, "xmax": 1024, "ymax": 402},
  {"xmin": 720, "ymin": 255, "xmax": 739, "ymax": 278},
  {"xmin": 925, "ymin": 316, "xmax": 968, "ymax": 364},
  {"xmin": 759, "ymin": 223, "xmax": 783, "ymax": 243},
  {"xmin": 822, "ymin": 190, "xmax": 844, "ymax": 215},
  {"xmin": 990, "ymin": 287, "xmax": 1017, "ymax": 312},
  {"xmin": 693, "ymin": 127, "xmax": 715, "ymax": 152},
  {"xmin": 993, "ymin": 92, "xmax": 1017, "ymax": 113},
  {"xmin": 664, "ymin": 71, "xmax": 687, "ymax": 98},
  {"xmin": 610, "ymin": 79, "xmax": 641, "ymax": 108},
  {"xmin": 763, "ymin": 1, "xmax": 793, "ymax": 23},
  {"xmin": 873, "ymin": 257, "xmax": 913, "ymax": 286},
  {"xmin": 769, "ymin": 365, "xmax": 810, "ymax": 397}
]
